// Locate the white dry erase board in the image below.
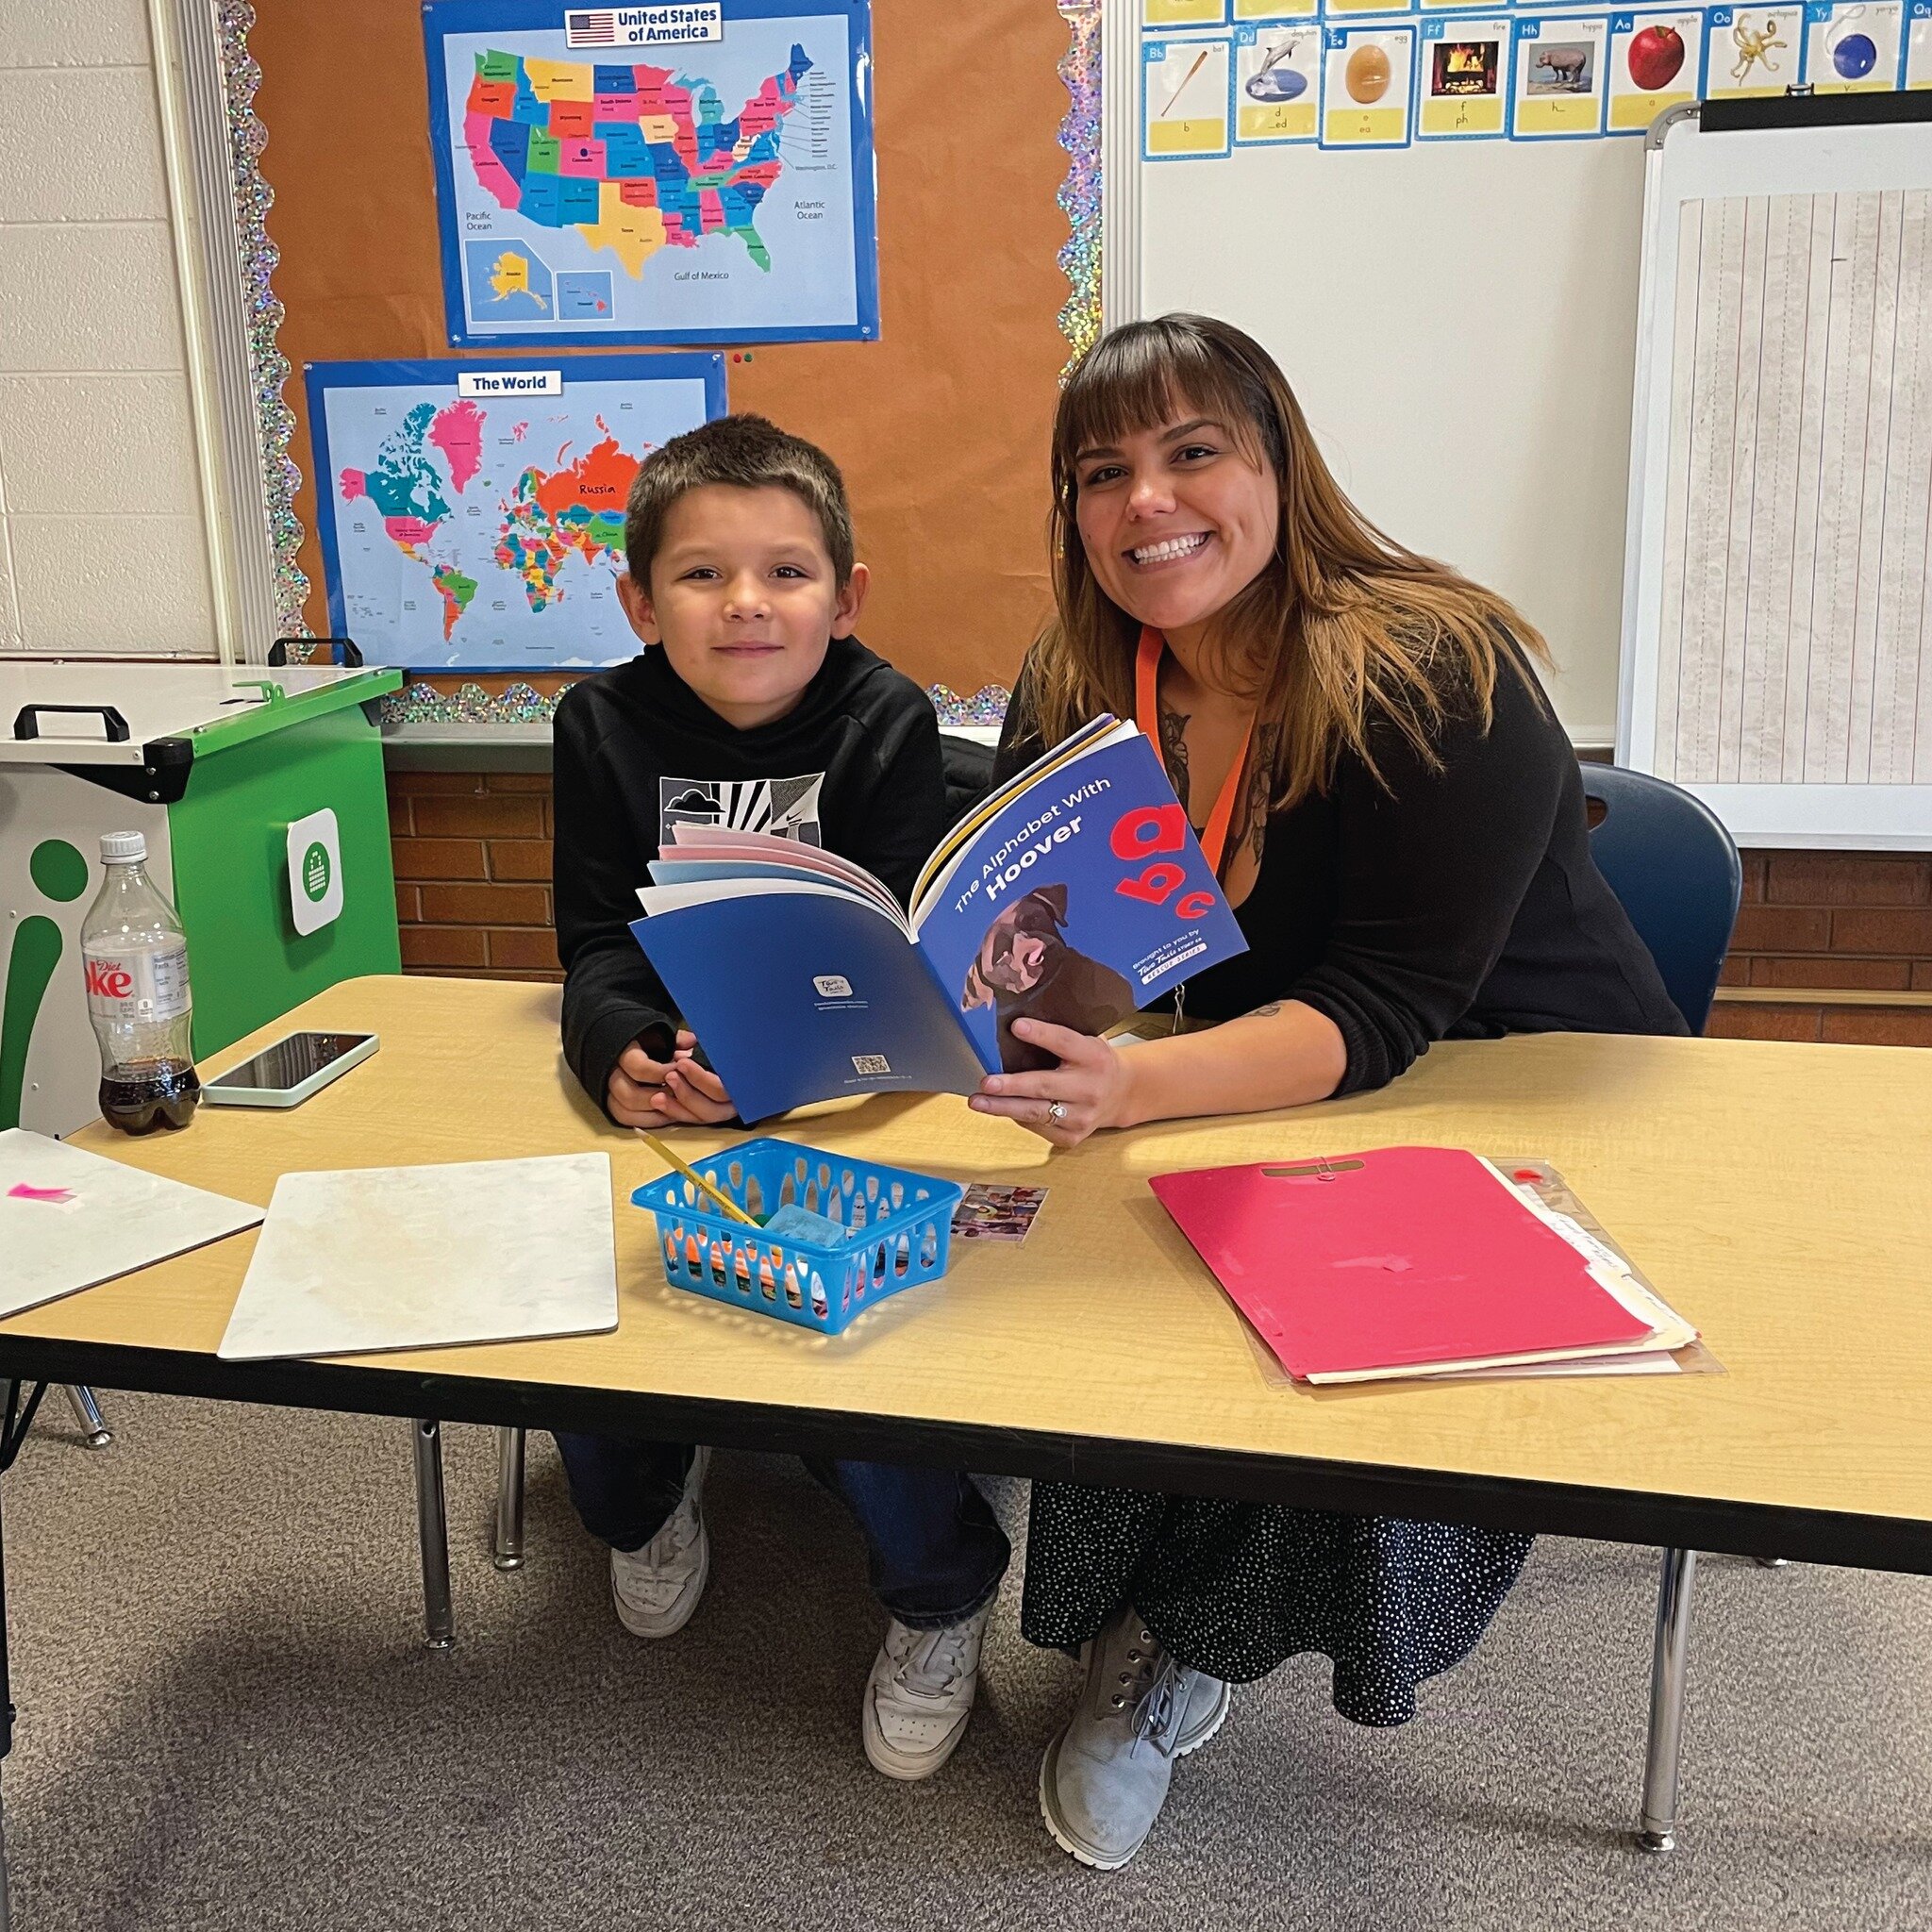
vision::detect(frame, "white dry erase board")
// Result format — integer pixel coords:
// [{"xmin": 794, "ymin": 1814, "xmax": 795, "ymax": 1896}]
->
[
  {"xmin": 1621, "ymin": 95, "xmax": 1932, "ymax": 848},
  {"xmin": 1108, "ymin": 6, "xmax": 1659, "ymax": 746}
]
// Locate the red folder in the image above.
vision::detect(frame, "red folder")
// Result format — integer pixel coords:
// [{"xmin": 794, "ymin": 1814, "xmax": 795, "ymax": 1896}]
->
[{"xmin": 1148, "ymin": 1146, "xmax": 1654, "ymax": 1380}]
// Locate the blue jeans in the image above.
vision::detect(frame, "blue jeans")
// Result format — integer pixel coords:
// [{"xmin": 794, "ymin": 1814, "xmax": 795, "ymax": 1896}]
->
[{"xmin": 551, "ymin": 1432, "xmax": 1009, "ymax": 1629}]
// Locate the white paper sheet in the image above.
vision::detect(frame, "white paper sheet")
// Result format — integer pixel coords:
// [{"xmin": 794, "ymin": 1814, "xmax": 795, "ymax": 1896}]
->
[
  {"xmin": 1657, "ymin": 189, "xmax": 1932, "ymax": 787},
  {"xmin": 0, "ymin": 1128, "xmax": 261, "ymax": 1319},
  {"xmin": 217, "ymin": 1153, "xmax": 618, "ymax": 1361}
]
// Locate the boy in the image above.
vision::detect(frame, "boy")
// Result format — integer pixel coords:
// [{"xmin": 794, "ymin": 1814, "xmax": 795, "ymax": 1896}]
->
[{"xmin": 552, "ymin": 414, "xmax": 1009, "ymax": 1781}]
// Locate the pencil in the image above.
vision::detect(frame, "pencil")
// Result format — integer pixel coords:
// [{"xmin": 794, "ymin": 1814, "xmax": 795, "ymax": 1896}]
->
[
  {"xmin": 1161, "ymin": 49, "xmax": 1210, "ymax": 117},
  {"xmin": 640, "ymin": 1130, "xmax": 760, "ymax": 1226}
]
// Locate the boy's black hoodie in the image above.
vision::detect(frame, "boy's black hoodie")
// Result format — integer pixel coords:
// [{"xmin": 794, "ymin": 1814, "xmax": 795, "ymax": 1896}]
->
[{"xmin": 554, "ymin": 636, "xmax": 950, "ymax": 1120}]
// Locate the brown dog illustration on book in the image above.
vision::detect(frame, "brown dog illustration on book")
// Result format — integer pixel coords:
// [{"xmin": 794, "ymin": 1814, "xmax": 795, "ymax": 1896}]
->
[{"xmin": 959, "ymin": 884, "xmax": 1138, "ymax": 1073}]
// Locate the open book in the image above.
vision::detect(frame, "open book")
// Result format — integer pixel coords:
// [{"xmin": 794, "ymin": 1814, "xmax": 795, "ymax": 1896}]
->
[{"xmin": 628, "ymin": 717, "xmax": 1249, "ymax": 1122}]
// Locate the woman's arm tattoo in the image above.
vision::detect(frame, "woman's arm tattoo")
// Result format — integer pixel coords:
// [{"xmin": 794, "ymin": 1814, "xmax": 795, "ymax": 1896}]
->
[
  {"xmin": 1246, "ymin": 1000, "xmax": 1285, "ymax": 1019},
  {"xmin": 1245, "ymin": 723, "xmax": 1281, "ymax": 864},
  {"xmin": 1158, "ymin": 700, "xmax": 1191, "ymax": 812}
]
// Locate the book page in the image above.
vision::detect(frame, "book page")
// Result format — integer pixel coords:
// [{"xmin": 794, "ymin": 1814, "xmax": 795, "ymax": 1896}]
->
[{"xmin": 1655, "ymin": 190, "xmax": 1932, "ymax": 785}]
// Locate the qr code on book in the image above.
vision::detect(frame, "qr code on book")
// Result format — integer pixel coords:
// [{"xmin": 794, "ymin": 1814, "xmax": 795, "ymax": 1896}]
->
[{"xmin": 851, "ymin": 1054, "xmax": 891, "ymax": 1075}]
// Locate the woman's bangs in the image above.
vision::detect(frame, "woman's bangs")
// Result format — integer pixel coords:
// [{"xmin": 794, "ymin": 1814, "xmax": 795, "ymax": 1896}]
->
[{"xmin": 1057, "ymin": 327, "xmax": 1274, "ymax": 476}]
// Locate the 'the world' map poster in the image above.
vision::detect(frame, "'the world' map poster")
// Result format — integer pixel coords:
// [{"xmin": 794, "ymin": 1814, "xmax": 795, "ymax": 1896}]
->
[
  {"xmin": 306, "ymin": 354, "xmax": 725, "ymax": 669},
  {"xmin": 424, "ymin": 0, "xmax": 879, "ymax": 345}
]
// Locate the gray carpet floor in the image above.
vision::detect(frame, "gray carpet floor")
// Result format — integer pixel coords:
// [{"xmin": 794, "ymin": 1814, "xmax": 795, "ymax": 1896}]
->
[{"xmin": 1, "ymin": 1391, "xmax": 1926, "ymax": 1931}]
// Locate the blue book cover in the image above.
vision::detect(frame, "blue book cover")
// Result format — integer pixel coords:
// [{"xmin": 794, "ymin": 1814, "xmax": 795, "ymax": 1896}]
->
[{"xmin": 629, "ymin": 721, "xmax": 1248, "ymax": 1121}]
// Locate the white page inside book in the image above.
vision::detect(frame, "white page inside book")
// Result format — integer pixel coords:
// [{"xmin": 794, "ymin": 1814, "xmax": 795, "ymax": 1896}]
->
[
  {"xmin": 218, "ymin": 1153, "xmax": 617, "ymax": 1361},
  {"xmin": 0, "ymin": 1128, "xmax": 261, "ymax": 1320},
  {"xmin": 1652, "ymin": 190, "xmax": 1932, "ymax": 791}
]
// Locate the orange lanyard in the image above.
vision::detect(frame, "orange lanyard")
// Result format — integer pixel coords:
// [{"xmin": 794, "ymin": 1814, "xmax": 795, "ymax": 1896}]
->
[{"xmin": 1134, "ymin": 625, "xmax": 1254, "ymax": 881}]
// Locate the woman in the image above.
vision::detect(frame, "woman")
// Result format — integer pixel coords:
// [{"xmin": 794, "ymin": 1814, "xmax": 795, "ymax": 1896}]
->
[{"xmin": 974, "ymin": 314, "xmax": 1684, "ymax": 1870}]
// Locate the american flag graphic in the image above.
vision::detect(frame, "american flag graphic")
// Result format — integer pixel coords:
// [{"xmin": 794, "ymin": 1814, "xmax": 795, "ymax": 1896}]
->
[{"xmin": 565, "ymin": 10, "xmax": 618, "ymax": 45}]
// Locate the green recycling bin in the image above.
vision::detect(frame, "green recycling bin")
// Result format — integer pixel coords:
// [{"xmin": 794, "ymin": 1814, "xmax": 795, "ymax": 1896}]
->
[{"xmin": 1, "ymin": 661, "xmax": 404, "ymax": 1136}]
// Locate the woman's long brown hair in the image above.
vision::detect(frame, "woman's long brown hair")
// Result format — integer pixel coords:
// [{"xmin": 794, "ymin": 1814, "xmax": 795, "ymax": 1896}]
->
[{"xmin": 1032, "ymin": 313, "xmax": 1551, "ymax": 809}]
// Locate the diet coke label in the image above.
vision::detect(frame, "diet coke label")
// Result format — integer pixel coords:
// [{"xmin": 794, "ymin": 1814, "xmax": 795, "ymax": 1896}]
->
[{"xmin": 82, "ymin": 942, "xmax": 191, "ymax": 1022}]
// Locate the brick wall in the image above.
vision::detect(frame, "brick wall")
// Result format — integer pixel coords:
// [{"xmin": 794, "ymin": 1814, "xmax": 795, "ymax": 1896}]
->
[
  {"xmin": 386, "ymin": 771, "xmax": 560, "ymax": 982},
  {"xmin": 385, "ymin": 770, "xmax": 1932, "ymax": 1040},
  {"xmin": 1708, "ymin": 853, "xmax": 1932, "ymax": 1047}
]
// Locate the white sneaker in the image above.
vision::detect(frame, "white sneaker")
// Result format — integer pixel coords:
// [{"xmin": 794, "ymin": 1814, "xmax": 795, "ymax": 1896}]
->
[
  {"xmin": 608, "ymin": 1447, "xmax": 710, "ymax": 1639},
  {"xmin": 861, "ymin": 1602, "xmax": 993, "ymax": 1780}
]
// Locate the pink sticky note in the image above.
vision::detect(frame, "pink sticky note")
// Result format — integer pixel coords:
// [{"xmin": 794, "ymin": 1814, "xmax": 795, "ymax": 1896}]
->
[{"xmin": 8, "ymin": 1183, "xmax": 75, "ymax": 1204}]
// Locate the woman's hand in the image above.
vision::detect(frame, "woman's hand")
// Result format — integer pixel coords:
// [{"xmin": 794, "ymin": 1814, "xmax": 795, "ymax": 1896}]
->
[{"xmin": 967, "ymin": 1020, "xmax": 1138, "ymax": 1147}]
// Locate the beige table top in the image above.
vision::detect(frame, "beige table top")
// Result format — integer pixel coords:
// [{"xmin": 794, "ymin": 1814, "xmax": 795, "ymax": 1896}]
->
[{"xmin": 8, "ymin": 975, "xmax": 1931, "ymax": 1569}]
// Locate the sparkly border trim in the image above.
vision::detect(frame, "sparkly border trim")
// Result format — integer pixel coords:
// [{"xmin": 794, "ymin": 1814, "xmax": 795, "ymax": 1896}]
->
[
  {"xmin": 377, "ymin": 682, "xmax": 564, "ymax": 727},
  {"xmin": 1056, "ymin": 1, "xmax": 1102, "ymax": 374},
  {"xmin": 371, "ymin": 679, "xmax": 1010, "ymax": 729},
  {"xmin": 219, "ymin": 0, "xmax": 309, "ymax": 641}
]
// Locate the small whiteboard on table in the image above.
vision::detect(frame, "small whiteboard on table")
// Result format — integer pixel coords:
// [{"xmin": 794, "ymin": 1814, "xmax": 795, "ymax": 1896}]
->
[{"xmin": 1621, "ymin": 98, "xmax": 1932, "ymax": 849}]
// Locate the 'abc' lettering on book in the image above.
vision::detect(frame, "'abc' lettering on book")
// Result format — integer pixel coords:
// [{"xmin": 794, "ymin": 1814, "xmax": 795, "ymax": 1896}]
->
[{"xmin": 628, "ymin": 718, "xmax": 1249, "ymax": 1122}]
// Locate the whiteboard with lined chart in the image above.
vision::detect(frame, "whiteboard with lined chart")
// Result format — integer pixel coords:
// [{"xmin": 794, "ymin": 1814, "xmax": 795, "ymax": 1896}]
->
[{"xmin": 1621, "ymin": 109, "xmax": 1932, "ymax": 845}]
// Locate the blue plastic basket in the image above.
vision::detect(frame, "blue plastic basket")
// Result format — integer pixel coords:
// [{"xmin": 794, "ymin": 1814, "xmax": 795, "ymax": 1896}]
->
[{"xmin": 632, "ymin": 1137, "xmax": 965, "ymax": 1337}]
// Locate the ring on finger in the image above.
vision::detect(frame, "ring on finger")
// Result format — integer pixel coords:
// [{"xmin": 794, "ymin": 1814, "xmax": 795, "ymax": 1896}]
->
[{"xmin": 1045, "ymin": 1101, "xmax": 1068, "ymax": 1124}]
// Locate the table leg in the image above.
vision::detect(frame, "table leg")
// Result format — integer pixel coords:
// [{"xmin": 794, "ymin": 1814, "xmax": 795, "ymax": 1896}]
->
[
  {"xmin": 1, "ymin": 1401, "xmax": 18, "ymax": 1930},
  {"xmin": 491, "ymin": 1427, "xmax": 525, "ymax": 1573},
  {"xmin": 1638, "ymin": 1545, "xmax": 1698, "ymax": 1853},
  {"xmin": 411, "ymin": 1420, "xmax": 455, "ymax": 1653},
  {"xmin": 63, "ymin": 1386, "xmax": 111, "ymax": 1451}
]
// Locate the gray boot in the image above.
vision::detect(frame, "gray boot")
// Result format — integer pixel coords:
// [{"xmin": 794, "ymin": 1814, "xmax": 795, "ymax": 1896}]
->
[{"xmin": 1039, "ymin": 1604, "xmax": 1230, "ymax": 1870}]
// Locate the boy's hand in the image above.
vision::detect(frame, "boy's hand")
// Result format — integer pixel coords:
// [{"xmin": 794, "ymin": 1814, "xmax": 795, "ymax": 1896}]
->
[
  {"xmin": 607, "ymin": 1031, "xmax": 738, "ymax": 1126},
  {"xmin": 652, "ymin": 1029, "xmax": 738, "ymax": 1125},
  {"xmin": 607, "ymin": 1038, "xmax": 675, "ymax": 1127}
]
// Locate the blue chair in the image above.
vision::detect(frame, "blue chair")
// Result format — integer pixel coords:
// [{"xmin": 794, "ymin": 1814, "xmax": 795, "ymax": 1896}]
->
[
  {"xmin": 1579, "ymin": 763, "xmax": 1741, "ymax": 1032},
  {"xmin": 1577, "ymin": 761, "xmax": 1744, "ymax": 1853}
]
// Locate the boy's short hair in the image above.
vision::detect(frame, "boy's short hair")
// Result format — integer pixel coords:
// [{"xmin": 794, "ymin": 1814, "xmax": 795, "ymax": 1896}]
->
[{"xmin": 623, "ymin": 413, "xmax": 856, "ymax": 587}]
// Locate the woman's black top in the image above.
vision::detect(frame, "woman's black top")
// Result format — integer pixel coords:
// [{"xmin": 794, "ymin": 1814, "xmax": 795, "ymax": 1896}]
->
[{"xmin": 993, "ymin": 643, "xmax": 1686, "ymax": 1091}]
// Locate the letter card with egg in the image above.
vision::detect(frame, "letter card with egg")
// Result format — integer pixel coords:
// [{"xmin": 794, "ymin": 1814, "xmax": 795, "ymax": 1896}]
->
[
  {"xmin": 1235, "ymin": 20, "xmax": 1320, "ymax": 142},
  {"xmin": 1607, "ymin": 11, "xmax": 1706, "ymax": 131},
  {"xmin": 1144, "ymin": 36, "xmax": 1235, "ymax": 158},
  {"xmin": 1321, "ymin": 25, "xmax": 1418, "ymax": 147},
  {"xmin": 1418, "ymin": 16, "xmax": 1513, "ymax": 138},
  {"xmin": 1805, "ymin": 0, "xmax": 1905, "ymax": 90},
  {"xmin": 1909, "ymin": 1, "xmax": 1932, "ymax": 85},
  {"xmin": 1510, "ymin": 17, "xmax": 1610, "ymax": 137},
  {"xmin": 1703, "ymin": 7, "xmax": 1808, "ymax": 96}
]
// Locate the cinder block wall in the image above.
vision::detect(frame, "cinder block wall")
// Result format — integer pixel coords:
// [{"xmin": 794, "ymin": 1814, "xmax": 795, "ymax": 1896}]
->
[{"xmin": 0, "ymin": 0, "xmax": 214, "ymax": 654}]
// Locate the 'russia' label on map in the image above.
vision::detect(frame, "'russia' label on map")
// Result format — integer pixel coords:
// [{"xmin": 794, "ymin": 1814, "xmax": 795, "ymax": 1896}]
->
[{"xmin": 565, "ymin": 6, "xmax": 724, "ymax": 46}]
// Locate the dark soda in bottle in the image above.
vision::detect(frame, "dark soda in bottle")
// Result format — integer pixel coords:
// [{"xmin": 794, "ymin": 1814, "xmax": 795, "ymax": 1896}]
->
[{"xmin": 80, "ymin": 831, "xmax": 201, "ymax": 1135}]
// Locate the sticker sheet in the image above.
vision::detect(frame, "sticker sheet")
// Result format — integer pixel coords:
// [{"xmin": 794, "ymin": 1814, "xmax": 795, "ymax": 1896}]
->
[
  {"xmin": 1144, "ymin": 36, "xmax": 1236, "ymax": 157},
  {"xmin": 1236, "ymin": 19, "xmax": 1323, "ymax": 140},
  {"xmin": 1512, "ymin": 16, "xmax": 1611, "ymax": 136},
  {"xmin": 1321, "ymin": 22, "xmax": 1418, "ymax": 145},
  {"xmin": 1607, "ymin": 10, "xmax": 1707, "ymax": 127},
  {"xmin": 950, "ymin": 1184, "xmax": 1050, "ymax": 1243},
  {"xmin": 1418, "ymin": 14, "xmax": 1513, "ymax": 136},
  {"xmin": 1805, "ymin": 0, "xmax": 1905, "ymax": 88}
]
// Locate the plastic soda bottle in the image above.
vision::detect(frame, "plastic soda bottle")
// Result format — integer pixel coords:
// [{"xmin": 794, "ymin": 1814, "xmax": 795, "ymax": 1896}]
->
[{"xmin": 79, "ymin": 831, "xmax": 200, "ymax": 1133}]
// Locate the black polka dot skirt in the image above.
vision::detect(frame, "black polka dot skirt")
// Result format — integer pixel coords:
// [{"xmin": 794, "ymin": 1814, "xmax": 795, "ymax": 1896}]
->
[{"xmin": 1020, "ymin": 1481, "xmax": 1532, "ymax": 1726}]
